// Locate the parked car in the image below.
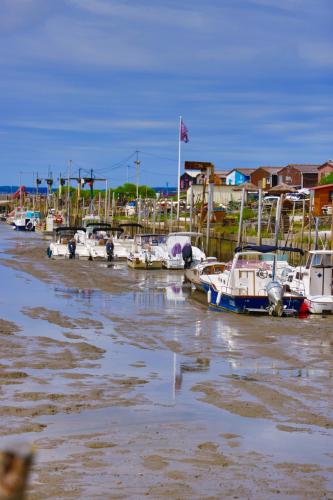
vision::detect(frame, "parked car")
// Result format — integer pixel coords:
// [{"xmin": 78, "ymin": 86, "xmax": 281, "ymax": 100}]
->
[
  {"xmin": 322, "ymin": 205, "xmax": 333, "ymax": 215},
  {"xmin": 285, "ymin": 193, "xmax": 307, "ymax": 202},
  {"xmin": 263, "ymin": 196, "xmax": 279, "ymax": 205}
]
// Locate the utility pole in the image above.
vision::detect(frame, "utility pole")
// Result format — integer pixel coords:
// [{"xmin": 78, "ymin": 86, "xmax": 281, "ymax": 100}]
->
[
  {"xmin": 134, "ymin": 151, "xmax": 140, "ymax": 200},
  {"xmin": 19, "ymin": 171, "xmax": 22, "ymax": 208}
]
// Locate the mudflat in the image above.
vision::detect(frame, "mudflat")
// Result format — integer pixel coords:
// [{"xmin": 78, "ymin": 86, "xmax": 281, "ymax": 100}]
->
[{"xmin": 0, "ymin": 224, "xmax": 333, "ymax": 499}]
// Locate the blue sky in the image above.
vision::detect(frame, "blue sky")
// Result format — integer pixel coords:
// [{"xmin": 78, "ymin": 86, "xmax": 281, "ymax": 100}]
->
[{"xmin": 0, "ymin": 0, "xmax": 332, "ymax": 188}]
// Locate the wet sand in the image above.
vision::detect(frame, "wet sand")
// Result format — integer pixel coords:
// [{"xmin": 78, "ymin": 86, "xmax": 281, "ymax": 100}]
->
[{"xmin": 0, "ymin": 224, "xmax": 333, "ymax": 498}]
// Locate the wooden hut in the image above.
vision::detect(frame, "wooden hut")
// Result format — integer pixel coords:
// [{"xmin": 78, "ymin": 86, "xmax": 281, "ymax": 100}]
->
[{"xmin": 310, "ymin": 183, "xmax": 333, "ymax": 216}]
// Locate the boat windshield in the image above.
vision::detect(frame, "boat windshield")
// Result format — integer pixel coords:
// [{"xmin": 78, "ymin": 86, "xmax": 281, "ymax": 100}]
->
[
  {"xmin": 56, "ymin": 230, "xmax": 76, "ymax": 243},
  {"xmin": 137, "ymin": 235, "xmax": 167, "ymax": 246},
  {"xmin": 202, "ymin": 264, "xmax": 225, "ymax": 275},
  {"xmin": 233, "ymin": 253, "xmax": 274, "ymax": 269},
  {"xmin": 308, "ymin": 253, "xmax": 333, "ymax": 268}
]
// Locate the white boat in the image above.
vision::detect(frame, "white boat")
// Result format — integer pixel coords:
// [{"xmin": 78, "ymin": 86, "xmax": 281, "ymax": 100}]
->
[
  {"xmin": 154, "ymin": 232, "xmax": 206, "ymax": 269},
  {"xmin": 127, "ymin": 234, "xmax": 166, "ymax": 269},
  {"xmin": 117, "ymin": 223, "xmax": 144, "ymax": 252},
  {"xmin": 47, "ymin": 227, "xmax": 90, "ymax": 260},
  {"xmin": 84, "ymin": 224, "xmax": 128, "ymax": 261},
  {"xmin": 287, "ymin": 250, "xmax": 333, "ymax": 314},
  {"xmin": 12, "ymin": 210, "xmax": 40, "ymax": 231},
  {"xmin": 185, "ymin": 258, "xmax": 226, "ymax": 292},
  {"xmin": 207, "ymin": 249, "xmax": 304, "ymax": 316}
]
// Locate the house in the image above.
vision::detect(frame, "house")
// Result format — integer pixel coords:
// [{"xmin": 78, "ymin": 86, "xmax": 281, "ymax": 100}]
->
[
  {"xmin": 180, "ymin": 170, "xmax": 202, "ymax": 191},
  {"xmin": 317, "ymin": 160, "xmax": 333, "ymax": 183},
  {"xmin": 214, "ymin": 170, "xmax": 228, "ymax": 185},
  {"xmin": 250, "ymin": 166, "xmax": 281, "ymax": 189},
  {"xmin": 277, "ymin": 164, "xmax": 319, "ymax": 188},
  {"xmin": 187, "ymin": 184, "xmax": 242, "ymax": 206},
  {"xmin": 225, "ymin": 168, "xmax": 254, "ymax": 186},
  {"xmin": 310, "ymin": 183, "xmax": 333, "ymax": 216}
]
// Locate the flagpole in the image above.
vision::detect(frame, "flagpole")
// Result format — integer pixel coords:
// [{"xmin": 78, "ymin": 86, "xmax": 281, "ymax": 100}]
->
[{"xmin": 177, "ymin": 115, "xmax": 182, "ymax": 220}]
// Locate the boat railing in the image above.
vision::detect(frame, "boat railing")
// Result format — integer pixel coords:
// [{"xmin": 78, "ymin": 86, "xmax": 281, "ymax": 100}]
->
[{"xmin": 291, "ymin": 280, "xmax": 306, "ymax": 295}]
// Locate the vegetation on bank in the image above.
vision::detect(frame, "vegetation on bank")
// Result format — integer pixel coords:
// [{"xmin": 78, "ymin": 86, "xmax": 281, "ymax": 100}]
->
[
  {"xmin": 63, "ymin": 182, "xmax": 156, "ymax": 201},
  {"xmin": 320, "ymin": 173, "xmax": 333, "ymax": 185}
]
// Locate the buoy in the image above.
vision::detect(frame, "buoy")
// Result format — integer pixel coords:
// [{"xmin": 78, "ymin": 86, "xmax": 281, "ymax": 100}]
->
[
  {"xmin": 207, "ymin": 289, "xmax": 211, "ymax": 303},
  {"xmin": 299, "ymin": 300, "xmax": 310, "ymax": 314}
]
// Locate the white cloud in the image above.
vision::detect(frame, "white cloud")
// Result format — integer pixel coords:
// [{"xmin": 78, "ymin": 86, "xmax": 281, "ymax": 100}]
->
[{"xmin": 4, "ymin": 118, "xmax": 174, "ymax": 133}]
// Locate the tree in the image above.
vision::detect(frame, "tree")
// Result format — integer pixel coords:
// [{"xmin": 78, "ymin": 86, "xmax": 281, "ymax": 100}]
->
[
  {"xmin": 320, "ymin": 173, "xmax": 333, "ymax": 185},
  {"xmin": 113, "ymin": 183, "xmax": 156, "ymax": 200}
]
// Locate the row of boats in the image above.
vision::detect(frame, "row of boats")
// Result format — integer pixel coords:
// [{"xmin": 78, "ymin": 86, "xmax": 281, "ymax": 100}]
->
[{"xmin": 46, "ymin": 222, "xmax": 333, "ymax": 317}]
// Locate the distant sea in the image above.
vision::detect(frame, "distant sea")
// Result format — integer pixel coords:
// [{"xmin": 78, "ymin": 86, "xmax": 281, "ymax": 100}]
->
[{"xmin": 0, "ymin": 186, "xmax": 177, "ymax": 196}]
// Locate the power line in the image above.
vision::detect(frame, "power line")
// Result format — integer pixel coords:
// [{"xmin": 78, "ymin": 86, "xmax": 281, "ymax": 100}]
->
[{"xmin": 138, "ymin": 150, "xmax": 175, "ymax": 163}]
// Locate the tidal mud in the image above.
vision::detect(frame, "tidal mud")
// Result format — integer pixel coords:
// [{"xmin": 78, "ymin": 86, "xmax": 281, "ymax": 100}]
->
[{"xmin": 0, "ymin": 224, "xmax": 333, "ymax": 498}]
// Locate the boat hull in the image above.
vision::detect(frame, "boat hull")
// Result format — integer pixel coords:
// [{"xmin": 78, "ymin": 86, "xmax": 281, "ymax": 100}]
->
[
  {"xmin": 305, "ymin": 296, "xmax": 333, "ymax": 314},
  {"xmin": 127, "ymin": 258, "xmax": 163, "ymax": 270},
  {"xmin": 208, "ymin": 287, "xmax": 304, "ymax": 315}
]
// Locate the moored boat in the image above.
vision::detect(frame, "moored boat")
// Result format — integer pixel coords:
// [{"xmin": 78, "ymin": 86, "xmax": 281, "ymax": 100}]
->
[
  {"xmin": 47, "ymin": 227, "xmax": 90, "ymax": 260},
  {"xmin": 84, "ymin": 224, "xmax": 127, "ymax": 261},
  {"xmin": 207, "ymin": 249, "xmax": 304, "ymax": 316},
  {"xmin": 127, "ymin": 234, "xmax": 165, "ymax": 269},
  {"xmin": 154, "ymin": 232, "xmax": 206, "ymax": 269},
  {"xmin": 185, "ymin": 258, "xmax": 226, "ymax": 292},
  {"xmin": 287, "ymin": 250, "xmax": 333, "ymax": 314}
]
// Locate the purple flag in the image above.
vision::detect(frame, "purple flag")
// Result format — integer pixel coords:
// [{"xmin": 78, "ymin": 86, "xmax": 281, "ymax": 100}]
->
[{"xmin": 180, "ymin": 120, "xmax": 189, "ymax": 143}]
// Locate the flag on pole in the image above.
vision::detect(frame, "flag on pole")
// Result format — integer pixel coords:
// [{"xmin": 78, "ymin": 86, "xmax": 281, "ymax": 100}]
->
[{"xmin": 180, "ymin": 120, "xmax": 189, "ymax": 143}]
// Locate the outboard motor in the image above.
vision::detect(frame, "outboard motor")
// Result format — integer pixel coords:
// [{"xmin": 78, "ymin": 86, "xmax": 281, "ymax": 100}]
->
[
  {"xmin": 106, "ymin": 240, "xmax": 114, "ymax": 262},
  {"xmin": 68, "ymin": 239, "xmax": 76, "ymax": 259},
  {"xmin": 182, "ymin": 243, "xmax": 193, "ymax": 269},
  {"xmin": 266, "ymin": 280, "xmax": 284, "ymax": 317}
]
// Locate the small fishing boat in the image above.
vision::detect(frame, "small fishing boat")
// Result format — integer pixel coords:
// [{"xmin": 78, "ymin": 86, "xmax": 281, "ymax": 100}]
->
[
  {"xmin": 185, "ymin": 258, "xmax": 226, "ymax": 292},
  {"xmin": 127, "ymin": 234, "xmax": 166, "ymax": 269},
  {"xmin": 47, "ymin": 227, "xmax": 90, "ymax": 260},
  {"xmin": 154, "ymin": 232, "xmax": 206, "ymax": 269},
  {"xmin": 117, "ymin": 223, "xmax": 144, "ymax": 251},
  {"xmin": 84, "ymin": 224, "xmax": 127, "ymax": 261},
  {"xmin": 287, "ymin": 250, "xmax": 333, "ymax": 314},
  {"xmin": 12, "ymin": 210, "xmax": 40, "ymax": 231},
  {"xmin": 207, "ymin": 247, "xmax": 304, "ymax": 316}
]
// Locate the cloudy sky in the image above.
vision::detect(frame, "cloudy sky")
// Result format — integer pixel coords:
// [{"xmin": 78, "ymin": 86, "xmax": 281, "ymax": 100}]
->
[{"xmin": 1, "ymin": 0, "xmax": 332, "ymax": 187}]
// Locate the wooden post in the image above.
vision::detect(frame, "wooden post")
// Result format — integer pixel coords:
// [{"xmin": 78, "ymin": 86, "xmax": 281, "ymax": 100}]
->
[
  {"xmin": 237, "ymin": 188, "xmax": 246, "ymax": 248},
  {"xmin": 331, "ymin": 197, "xmax": 333, "ymax": 254},
  {"xmin": 314, "ymin": 216, "xmax": 319, "ymax": 250},
  {"xmin": 308, "ymin": 193, "xmax": 313, "ymax": 251},
  {"xmin": 0, "ymin": 448, "xmax": 34, "ymax": 500},
  {"xmin": 163, "ymin": 199, "xmax": 168, "ymax": 232},
  {"xmin": 300, "ymin": 198, "xmax": 306, "ymax": 250},
  {"xmin": 274, "ymin": 195, "xmax": 283, "ymax": 247},
  {"xmin": 152, "ymin": 199, "xmax": 156, "ymax": 234},
  {"xmin": 206, "ymin": 179, "xmax": 214, "ymax": 254},
  {"xmin": 198, "ymin": 181, "xmax": 206, "ymax": 236},
  {"xmin": 257, "ymin": 188, "xmax": 262, "ymax": 245},
  {"xmin": 189, "ymin": 184, "xmax": 193, "ymax": 232}
]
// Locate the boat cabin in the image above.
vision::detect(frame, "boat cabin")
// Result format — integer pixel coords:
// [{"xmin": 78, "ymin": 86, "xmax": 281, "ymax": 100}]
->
[
  {"xmin": 133, "ymin": 234, "xmax": 167, "ymax": 250},
  {"xmin": 54, "ymin": 227, "xmax": 85, "ymax": 244},
  {"xmin": 304, "ymin": 251, "xmax": 333, "ymax": 296},
  {"xmin": 222, "ymin": 252, "xmax": 275, "ymax": 296}
]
